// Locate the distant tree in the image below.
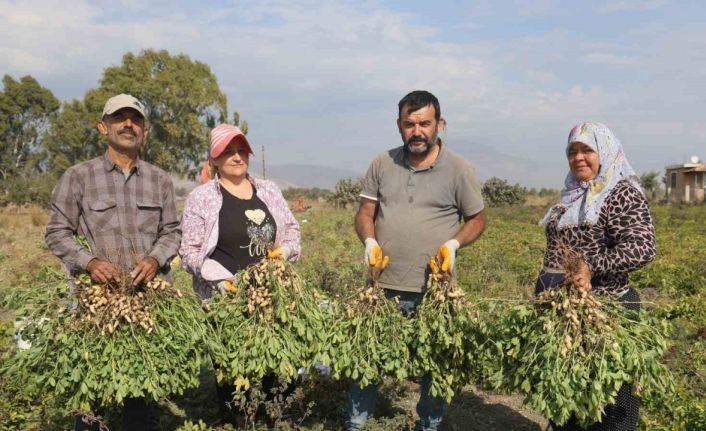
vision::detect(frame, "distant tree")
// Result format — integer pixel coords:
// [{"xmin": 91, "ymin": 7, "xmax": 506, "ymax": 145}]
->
[
  {"xmin": 0, "ymin": 75, "xmax": 59, "ymax": 180},
  {"xmin": 43, "ymin": 99, "xmax": 103, "ymax": 176},
  {"xmin": 282, "ymin": 187, "xmax": 332, "ymax": 201},
  {"xmin": 539, "ymin": 187, "xmax": 560, "ymax": 197},
  {"xmin": 233, "ymin": 111, "xmax": 249, "ymax": 135},
  {"xmin": 482, "ymin": 177, "xmax": 527, "ymax": 207},
  {"xmin": 0, "ymin": 75, "xmax": 59, "ymax": 206},
  {"xmin": 0, "ymin": 172, "xmax": 57, "ymax": 207},
  {"xmin": 639, "ymin": 171, "xmax": 661, "ymax": 200},
  {"xmin": 327, "ymin": 178, "xmax": 363, "ymax": 208},
  {"xmin": 0, "ymin": 53, "xmax": 233, "ymax": 205},
  {"xmin": 78, "ymin": 49, "xmax": 228, "ymax": 179}
]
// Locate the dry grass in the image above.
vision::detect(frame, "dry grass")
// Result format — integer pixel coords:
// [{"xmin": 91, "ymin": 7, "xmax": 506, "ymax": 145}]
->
[
  {"xmin": 28, "ymin": 206, "xmax": 49, "ymax": 227},
  {"xmin": 0, "ymin": 204, "xmax": 49, "ymax": 229},
  {"xmin": 0, "ymin": 206, "xmax": 57, "ymax": 306},
  {"xmin": 524, "ymin": 194, "xmax": 558, "ymax": 206}
]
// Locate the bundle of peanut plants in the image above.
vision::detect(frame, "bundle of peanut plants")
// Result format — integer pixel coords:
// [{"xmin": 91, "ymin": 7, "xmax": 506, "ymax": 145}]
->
[
  {"xmin": 410, "ymin": 257, "xmax": 486, "ymax": 401},
  {"xmin": 326, "ymin": 255, "xmax": 413, "ymax": 388},
  {"xmin": 3, "ymin": 269, "xmax": 210, "ymax": 412},
  {"xmin": 493, "ymin": 252, "xmax": 674, "ymax": 426},
  {"xmin": 206, "ymin": 257, "xmax": 330, "ymax": 391}
]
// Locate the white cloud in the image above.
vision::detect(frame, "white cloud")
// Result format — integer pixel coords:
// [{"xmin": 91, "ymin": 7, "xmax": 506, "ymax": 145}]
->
[
  {"xmin": 452, "ymin": 21, "xmax": 483, "ymax": 31},
  {"xmin": 596, "ymin": 0, "xmax": 670, "ymax": 14},
  {"xmin": 0, "ymin": 47, "xmax": 51, "ymax": 70},
  {"xmin": 515, "ymin": 0, "xmax": 562, "ymax": 17},
  {"xmin": 0, "ymin": 0, "xmax": 703, "ymax": 186},
  {"xmin": 583, "ymin": 52, "xmax": 637, "ymax": 66}
]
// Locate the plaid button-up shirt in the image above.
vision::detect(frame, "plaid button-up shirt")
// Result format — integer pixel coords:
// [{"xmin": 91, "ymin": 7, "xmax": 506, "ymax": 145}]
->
[{"xmin": 46, "ymin": 153, "xmax": 181, "ymax": 273}]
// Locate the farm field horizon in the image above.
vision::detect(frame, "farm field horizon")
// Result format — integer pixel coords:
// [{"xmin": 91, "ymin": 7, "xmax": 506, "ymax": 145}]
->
[{"xmin": 0, "ymin": 201, "xmax": 704, "ymax": 430}]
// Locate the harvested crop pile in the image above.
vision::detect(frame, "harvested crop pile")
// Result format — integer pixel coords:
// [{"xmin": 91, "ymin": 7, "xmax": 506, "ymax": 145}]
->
[
  {"xmin": 4, "ymin": 268, "xmax": 210, "ymax": 411},
  {"xmin": 410, "ymin": 256, "xmax": 480, "ymax": 401},
  {"xmin": 326, "ymin": 254, "xmax": 412, "ymax": 387},
  {"xmin": 74, "ymin": 274, "xmax": 182, "ymax": 334},
  {"xmin": 493, "ymin": 252, "xmax": 674, "ymax": 426},
  {"xmin": 207, "ymin": 256, "xmax": 329, "ymax": 389}
]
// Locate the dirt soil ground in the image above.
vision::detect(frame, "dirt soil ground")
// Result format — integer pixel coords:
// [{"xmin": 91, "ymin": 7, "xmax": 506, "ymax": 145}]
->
[{"xmin": 389, "ymin": 380, "xmax": 548, "ymax": 431}]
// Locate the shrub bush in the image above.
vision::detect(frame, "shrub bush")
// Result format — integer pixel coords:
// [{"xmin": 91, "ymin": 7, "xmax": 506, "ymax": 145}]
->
[
  {"xmin": 0, "ymin": 173, "xmax": 57, "ymax": 207},
  {"xmin": 326, "ymin": 178, "xmax": 362, "ymax": 209},
  {"xmin": 482, "ymin": 177, "xmax": 527, "ymax": 207}
]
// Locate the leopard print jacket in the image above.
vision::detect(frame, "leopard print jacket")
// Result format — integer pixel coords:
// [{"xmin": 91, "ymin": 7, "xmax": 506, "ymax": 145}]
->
[{"xmin": 542, "ymin": 179, "xmax": 656, "ymax": 295}]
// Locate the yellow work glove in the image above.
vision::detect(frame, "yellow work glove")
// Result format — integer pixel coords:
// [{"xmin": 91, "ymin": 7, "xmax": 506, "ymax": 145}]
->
[
  {"xmin": 364, "ymin": 238, "xmax": 383, "ymax": 267},
  {"xmin": 437, "ymin": 239, "xmax": 460, "ymax": 273},
  {"xmin": 216, "ymin": 279, "xmax": 238, "ymax": 295},
  {"xmin": 376, "ymin": 255, "xmax": 390, "ymax": 270},
  {"xmin": 267, "ymin": 246, "xmax": 290, "ymax": 260}
]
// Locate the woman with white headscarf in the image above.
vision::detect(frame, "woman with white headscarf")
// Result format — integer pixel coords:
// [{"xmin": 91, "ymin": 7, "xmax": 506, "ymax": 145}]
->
[{"xmin": 536, "ymin": 122, "xmax": 656, "ymax": 431}]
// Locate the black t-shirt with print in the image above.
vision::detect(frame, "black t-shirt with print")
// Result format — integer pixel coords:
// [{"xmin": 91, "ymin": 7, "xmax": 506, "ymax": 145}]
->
[{"xmin": 210, "ymin": 184, "xmax": 277, "ymax": 274}]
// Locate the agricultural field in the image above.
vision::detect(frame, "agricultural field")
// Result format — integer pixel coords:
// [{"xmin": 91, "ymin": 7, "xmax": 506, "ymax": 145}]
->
[{"xmin": 0, "ymin": 202, "xmax": 704, "ymax": 430}]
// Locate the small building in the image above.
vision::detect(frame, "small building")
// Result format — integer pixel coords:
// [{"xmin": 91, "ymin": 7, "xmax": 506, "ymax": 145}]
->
[{"xmin": 665, "ymin": 157, "xmax": 706, "ymax": 204}]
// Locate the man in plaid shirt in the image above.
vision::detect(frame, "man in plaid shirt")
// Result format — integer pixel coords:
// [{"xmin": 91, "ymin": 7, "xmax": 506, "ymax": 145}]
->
[{"xmin": 45, "ymin": 93, "xmax": 181, "ymax": 430}]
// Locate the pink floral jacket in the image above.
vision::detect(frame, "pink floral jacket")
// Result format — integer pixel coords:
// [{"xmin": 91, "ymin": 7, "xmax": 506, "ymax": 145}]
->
[{"xmin": 179, "ymin": 177, "xmax": 301, "ymax": 298}]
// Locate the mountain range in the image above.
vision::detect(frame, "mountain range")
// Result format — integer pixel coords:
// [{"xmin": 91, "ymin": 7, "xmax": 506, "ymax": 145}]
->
[
  {"xmin": 172, "ymin": 143, "xmax": 564, "ymax": 193},
  {"xmin": 255, "ymin": 143, "xmax": 564, "ymax": 190}
]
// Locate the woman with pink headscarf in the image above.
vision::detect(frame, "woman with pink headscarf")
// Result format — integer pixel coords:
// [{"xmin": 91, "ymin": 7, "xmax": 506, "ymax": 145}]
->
[
  {"xmin": 537, "ymin": 122, "xmax": 656, "ymax": 430},
  {"xmin": 179, "ymin": 123, "xmax": 300, "ymax": 300},
  {"xmin": 179, "ymin": 124, "xmax": 301, "ymax": 424}
]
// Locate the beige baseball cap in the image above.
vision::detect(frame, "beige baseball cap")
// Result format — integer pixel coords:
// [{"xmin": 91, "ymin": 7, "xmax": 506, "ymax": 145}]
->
[{"xmin": 102, "ymin": 94, "xmax": 147, "ymax": 118}]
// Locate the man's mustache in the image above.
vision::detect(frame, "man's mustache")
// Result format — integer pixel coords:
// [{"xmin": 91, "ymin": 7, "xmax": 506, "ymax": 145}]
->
[
  {"xmin": 408, "ymin": 136, "xmax": 427, "ymax": 144},
  {"xmin": 119, "ymin": 128, "xmax": 136, "ymax": 136}
]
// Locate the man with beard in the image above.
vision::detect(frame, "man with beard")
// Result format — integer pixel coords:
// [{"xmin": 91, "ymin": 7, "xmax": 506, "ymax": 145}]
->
[
  {"xmin": 349, "ymin": 90, "xmax": 486, "ymax": 431},
  {"xmin": 46, "ymin": 94, "xmax": 181, "ymax": 431}
]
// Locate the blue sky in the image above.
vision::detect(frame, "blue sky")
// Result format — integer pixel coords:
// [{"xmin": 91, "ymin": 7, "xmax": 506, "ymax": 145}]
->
[{"xmin": 2, "ymin": 0, "xmax": 705, "ymax": 186}]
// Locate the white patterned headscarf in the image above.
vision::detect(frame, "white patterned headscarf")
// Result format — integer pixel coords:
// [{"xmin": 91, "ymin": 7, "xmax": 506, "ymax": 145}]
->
[{"xmin": 540, "ymin": 122, "xmax": 644, "ymax": 228}]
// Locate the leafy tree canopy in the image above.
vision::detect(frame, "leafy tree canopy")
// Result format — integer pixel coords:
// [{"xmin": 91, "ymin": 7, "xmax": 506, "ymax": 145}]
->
[
  {"xmin": 43, "ymin": 99, "xmax": 103, "ymax": 176},
  {"xmin": 639, "ymin": 170, "xmax": 661, "ymax": 200},
  {"xmin": 0, "ymin": 75, "xmax": 59, "ymax": 180},
  {"xmin": 83, "ymin": 49, "xmax": 228, "ymax": 178}
]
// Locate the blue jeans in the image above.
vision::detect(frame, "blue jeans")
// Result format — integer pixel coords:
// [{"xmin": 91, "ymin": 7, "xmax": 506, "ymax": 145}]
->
[{"xmin": 345, "ymin": 290, "xmax": 446, "ymax": 431}]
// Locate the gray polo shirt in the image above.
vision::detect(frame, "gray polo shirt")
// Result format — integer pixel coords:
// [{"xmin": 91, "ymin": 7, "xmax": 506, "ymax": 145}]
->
[{"xmin": 360, "ymin": 144, "xmax": 484, "ymax": 293}]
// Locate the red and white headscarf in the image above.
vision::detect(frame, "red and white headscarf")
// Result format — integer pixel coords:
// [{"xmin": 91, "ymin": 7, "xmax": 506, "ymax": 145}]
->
[{"xmin": 200, "ymin": 124, "xmax": 253, "ymax": 183}]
